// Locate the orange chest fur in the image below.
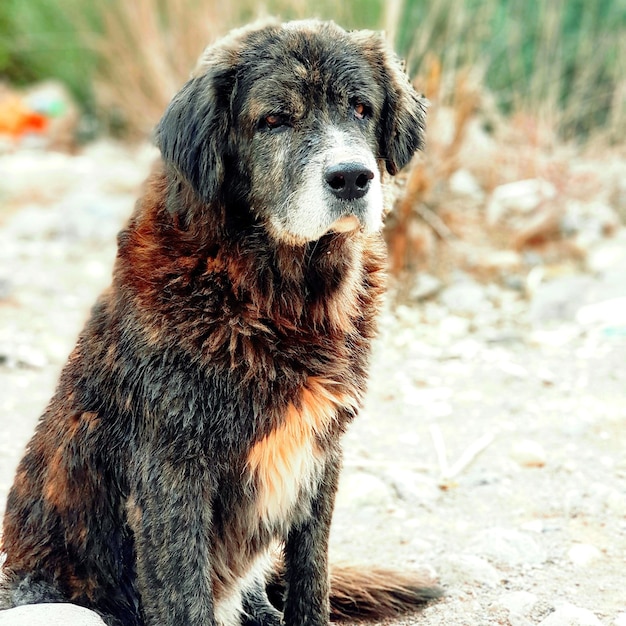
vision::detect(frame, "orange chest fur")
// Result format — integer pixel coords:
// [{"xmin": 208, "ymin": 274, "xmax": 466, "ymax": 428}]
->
[{"xmin": 245, "ymin": 377, "xmax": 357, "ymax": 526}]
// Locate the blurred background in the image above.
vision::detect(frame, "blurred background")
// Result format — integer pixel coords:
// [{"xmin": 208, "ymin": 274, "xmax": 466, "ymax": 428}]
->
[{"xmin": 1, "ymin": 0, "xmax": 625, "ymax": 282}]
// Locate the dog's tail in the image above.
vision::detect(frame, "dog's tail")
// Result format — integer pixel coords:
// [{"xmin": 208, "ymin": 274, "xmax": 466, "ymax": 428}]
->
[
  {"xmin": 328, "ymin": 564, "xmax": 442, "ymax": 620},
  {"xmin": 267, "ymin": 563, "xmax": 442, "ymax": 621}
]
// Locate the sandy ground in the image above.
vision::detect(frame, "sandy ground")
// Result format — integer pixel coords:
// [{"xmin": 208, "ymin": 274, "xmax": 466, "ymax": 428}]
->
[{"xmin": 0, "ymin": 143, "xmax": 624, "ymax": 626}]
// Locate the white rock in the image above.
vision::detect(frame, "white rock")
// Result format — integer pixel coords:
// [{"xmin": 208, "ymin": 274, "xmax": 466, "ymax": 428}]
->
[
  {"xmin": 530, "ymin": 275, "xmax": 597, "ymax": 324},
  {"xmin": 474, "ymin": 250, "xmax": 523, "ymax": 273},
  {"xmin": 440, "ymin": 280, "xmax": 488, "ymax": 317},
  {"xmin": 439, "ymin": 554, "xmax": 502, "ymax": 588},
  {"xmin": 449, "ymin": 169, "xmax": 485, "ymax": 199},
  {"xmin": 410, "ymin": 273, "xmax": 443, "ymax": 301},
  {"xmin": 498, "ymin": 591, "xmax": 539, "ymax": 617},
  {"xmin": 0, "ymin": 603, "xmax": 106, "ymax": 625},
  {"xmin": 472, "ymin": 528, "xmax": 546, "ymax": 566},
  {"xmin": 386, "ymin": 468, "xmax": 442, "ymax": 503},
  {"xmin": 510, "ymin": 440, "xmax": 547, "ymax": 468},
  {"xmin": 439, "ymin": 315, "xmax": 471, "ymax": 339},
  {"xmin": 499, "ymin": 361, "xmax": 530, "ymax": 379},
  {"xmin": 487, "ymin": 179, "xmax": 557, "ymax": 226},
  {"xmin": 335, "ymin": 471, "xmax": 393, "ymax": 509},
  {"xmin": 561, "ymin": 200, "xmax": 620, "ymax": 239},
  {"xmin": 568, "ymin": 543, "xmax": 602, "ymax": 567},
  {"xmin": 538, "ymin": 604, "xmax": 603, "ymax": 626},
  {"xmin": 587, "ymin": 236, "xmax": 626, "ymax": 274},
  {"xmin": 576, "ymin": 298, "xmax": 626, "ymax": 327}
]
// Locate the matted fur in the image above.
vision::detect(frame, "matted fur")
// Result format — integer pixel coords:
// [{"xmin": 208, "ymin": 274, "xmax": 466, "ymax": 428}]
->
[{"xmin": 1, "ymin": 19, "xmax": 439, "ymax": 626}]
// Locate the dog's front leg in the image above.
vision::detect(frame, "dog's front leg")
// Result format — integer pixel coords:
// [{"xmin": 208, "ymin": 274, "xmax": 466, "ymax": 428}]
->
[
  {"xmin": 127, "ymin": 453, "xmax": 216, "ymax": 626},
  {"xmin": 282, "ymin": 453, "xmax": 341, "ymax": 626}
]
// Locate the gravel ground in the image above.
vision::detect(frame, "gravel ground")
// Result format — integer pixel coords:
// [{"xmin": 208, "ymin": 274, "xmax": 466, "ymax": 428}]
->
[{"xmin": 0, "ymin": 143, "xmax": 625, "ymax": 626}]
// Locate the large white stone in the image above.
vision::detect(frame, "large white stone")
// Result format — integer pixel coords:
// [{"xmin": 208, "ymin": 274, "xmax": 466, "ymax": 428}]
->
[{"xmin": 0, "ymin": 604, "xmax": 106, "ymax": 626}]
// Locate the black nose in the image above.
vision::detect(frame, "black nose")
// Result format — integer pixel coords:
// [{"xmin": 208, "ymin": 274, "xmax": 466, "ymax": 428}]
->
[{"xmin": 324, "ymin": 162, "xmax": 374, "ymax": 201}]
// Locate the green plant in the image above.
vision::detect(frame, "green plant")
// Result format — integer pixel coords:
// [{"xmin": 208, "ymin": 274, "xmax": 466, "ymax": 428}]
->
[{"xmin": 0, "ymin": 0, "xmax": 96, "ymax": 107}]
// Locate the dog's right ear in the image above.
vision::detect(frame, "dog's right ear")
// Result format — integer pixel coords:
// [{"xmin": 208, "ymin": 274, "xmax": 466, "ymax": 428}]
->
[{"xmin": 155, "ymin": 63, "xmax": 234, "ymax": 204}]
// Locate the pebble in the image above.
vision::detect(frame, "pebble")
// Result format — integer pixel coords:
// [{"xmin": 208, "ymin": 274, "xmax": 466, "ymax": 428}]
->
[
  {"xmin": 439, "ymin": 315, "xmax": 471, "ymax": 339},
  {"xmin": 587, "ymin": 235, "xmax": 626, "ymax": 274},
  {"xmin": 409, "ymin": 273, "xmax": 443, "ymax": 301},
  {"xmin": 487, "ymin": 178, "xmax": 557, "ymax": 226},
  {"xmin": 472, "ymin": 528, "xmax": 546, "ymax": 566},
  {"xmin": 562, "ymin": 200, "xmax": 620, "ymax": 243},
  {"xmin": 576, "ymin": 298, "xmax": 626, "ymax": 328},
  {"xmin": 440, "ymin": 280, "xmax": 489, "ymax": 317},
  {"xmin": 530, "ymin": 275, "xmax": 597, "ymax": 324},
  {"xmin": 472, "ymin": 250, "xmax": 523, "ymax": 275},
  {"xmin": 334, "ymin": 471, "xmax": 394, "ymax": 510},
  {"xmin": 439, "ymin": 554, "xmax": 502, "ymax": 588},
  {"xmin": 538, "ymin": 604, "xmax": 603, "ymax": 626},
  {"xmin": 567, "ymin": 543, "xmax": 603, "ymax": 567},
  {"xmin": 510, "ymin": 439, "xmax": 547, "ymax": 468},
  {"xmin": 497, "ymin": 590, "xmax": 539, "ymax": 616},
  {"xmin": 0, "ymin": 603, "xmax": 106, "ymax": 625},
  {"xmin": 449, "ymin": 168, "xmax": 485, "ymax": 200},
  {"xmin": 386, "ymin": 468, "xmax": 442, "ymax": 503}
]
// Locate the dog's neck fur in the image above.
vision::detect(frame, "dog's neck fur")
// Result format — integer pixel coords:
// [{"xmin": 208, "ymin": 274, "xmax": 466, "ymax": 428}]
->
[{"xmin": 117, "ymin": 162, "xmax": 386, "ymax": 338}]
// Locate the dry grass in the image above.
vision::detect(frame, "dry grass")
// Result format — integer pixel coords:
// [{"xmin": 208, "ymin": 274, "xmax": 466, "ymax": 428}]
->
[
  {"xmin": 81, "ymin": 0, "xmax": 246, "ymax": 136},
  {"xmin": 66, "ymin": 0, "xmax": 624, "ymax": 278}
]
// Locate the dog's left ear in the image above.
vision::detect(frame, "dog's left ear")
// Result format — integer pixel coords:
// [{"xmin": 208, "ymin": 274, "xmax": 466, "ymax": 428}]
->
[{"xmin": 352, "ymin": 31, "xmax": 427, "ymax": 176}]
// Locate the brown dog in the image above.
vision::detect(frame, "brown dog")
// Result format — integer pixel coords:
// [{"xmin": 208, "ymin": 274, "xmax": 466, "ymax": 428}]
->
[{"xmin": 1, "ymin": 19, "xmax": 439, "ymax": 626}]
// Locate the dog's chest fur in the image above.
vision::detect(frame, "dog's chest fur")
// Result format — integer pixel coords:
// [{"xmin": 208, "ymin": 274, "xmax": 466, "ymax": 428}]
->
[{"xmin": 245, "ymin": 377, "xmax": 357, "ymax": 526}]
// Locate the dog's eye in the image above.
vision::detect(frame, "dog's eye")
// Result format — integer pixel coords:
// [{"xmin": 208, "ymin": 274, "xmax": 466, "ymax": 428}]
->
[
  {"xmin": 352, "ymin": 102, "xmax": 371, "ymax": 121},
  {"xmin": 259, "ymin": 114, "xmax": 290, "ymax": 131}
]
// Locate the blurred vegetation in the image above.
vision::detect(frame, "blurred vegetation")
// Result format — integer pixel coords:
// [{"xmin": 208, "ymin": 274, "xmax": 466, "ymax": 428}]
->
[{"xmin": 0, "ymin": 0, "xmax": 624, "ymax": 140}]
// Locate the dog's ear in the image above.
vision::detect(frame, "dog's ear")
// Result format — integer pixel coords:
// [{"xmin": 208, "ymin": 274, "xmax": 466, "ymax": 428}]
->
[
  {"xmin": 155, "ymin": 58, "xmax": 234, "ymax": 204},
  {"xmin": 352, "ymin": 31, "xmax": 427, "ymax": 176}
]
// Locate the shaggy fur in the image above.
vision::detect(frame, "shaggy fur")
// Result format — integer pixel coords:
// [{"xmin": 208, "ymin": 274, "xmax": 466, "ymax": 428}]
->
[{"xmin": 1, "ymin": 20, "xmax": 440, "ymax": 626}]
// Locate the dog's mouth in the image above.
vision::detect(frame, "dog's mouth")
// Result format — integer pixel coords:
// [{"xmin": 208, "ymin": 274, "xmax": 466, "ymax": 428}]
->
[{"xmin": 329, "ymin": 214, "xmax": 361, "ymax": 233}]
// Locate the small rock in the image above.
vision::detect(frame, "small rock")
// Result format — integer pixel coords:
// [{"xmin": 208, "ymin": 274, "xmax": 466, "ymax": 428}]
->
[
  {"xmin": 410, "ymin": 273, "xmax": 442, "ymax": 301},
  {"xmin": 335, "ymin": 471, "xmax": 393, "ymax": 510},
  {"xmin": 0, "ymin": 603, "xmax": 106, "ymax": 625},
  {"xmin": 4, "ymin": 205, "xmax": 59, "ymax": 241},
  {"xmin": 449, "ymin": 169, "xmax": 485, "ymax": 200},
  {"xmin": 587, "ymin": 236, "xmax": 626, "ymax": 274},
  {"xmin": 440, "ymin": 280, "xmax": 488, "ymax": 317},
  {"xmin": 439, "ymin": 554, "xmax": 502, "ymax": 588},
  {"xmin": 439, "ymin": 315, "xmax": 471, "ymax": 339},
  {"xmin": 521, "ymin": 519, "xmax": 546, "ymax": 534},
  {"xmin": 473, "ymin": 250, "xmax": 523, "ymax": 274},
  {"xmin": 498, "ymin": 591, "xmax": 539, "ymax": 617},
  {"xmin": 14, "ymin": 344, "xmax": 48, "ymax": 369},
  {"xmin": 487, "ymin": 179, "xmax": 557, "ymax": 226},
  {"xmin": 538, "ymin": 604, "xmax": 603, "ymax": 626},
  {"xmin": 568, "ymin": 543, "xmax": 602, "ymax": 567},
  {"xmin": 562, "ymin": 200, "xmax": 620, "ymax": 240},
  {"xmin": 499, "ymin": 361, "xmax": 530, "ymax": 379},
  {"xmin": 576, "ymin": 298, "xmax": 626, "ymax": 328},
  {"xmin": 530, "ymin": 275, "xmax": 597, "ymax": 324},
  {"xmin": 510, "ymin": 440, "xmax": 547, "ymax": 468},
  {"xmin": 386, "ymin": 468, "xmax": 442, "ymax": 503},
  {"xmin": 0, "ymin": 277, "xmax": 11, "ymax": 300},
  {"xmin": 472, "ymin": 528, "xmax": 546, "ymax": 566}
]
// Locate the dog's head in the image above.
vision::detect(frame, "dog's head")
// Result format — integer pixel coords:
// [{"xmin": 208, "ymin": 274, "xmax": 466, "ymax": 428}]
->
[{"xmin": 157, "ymin": 20, "xmax": 426, "ymax": 243}]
